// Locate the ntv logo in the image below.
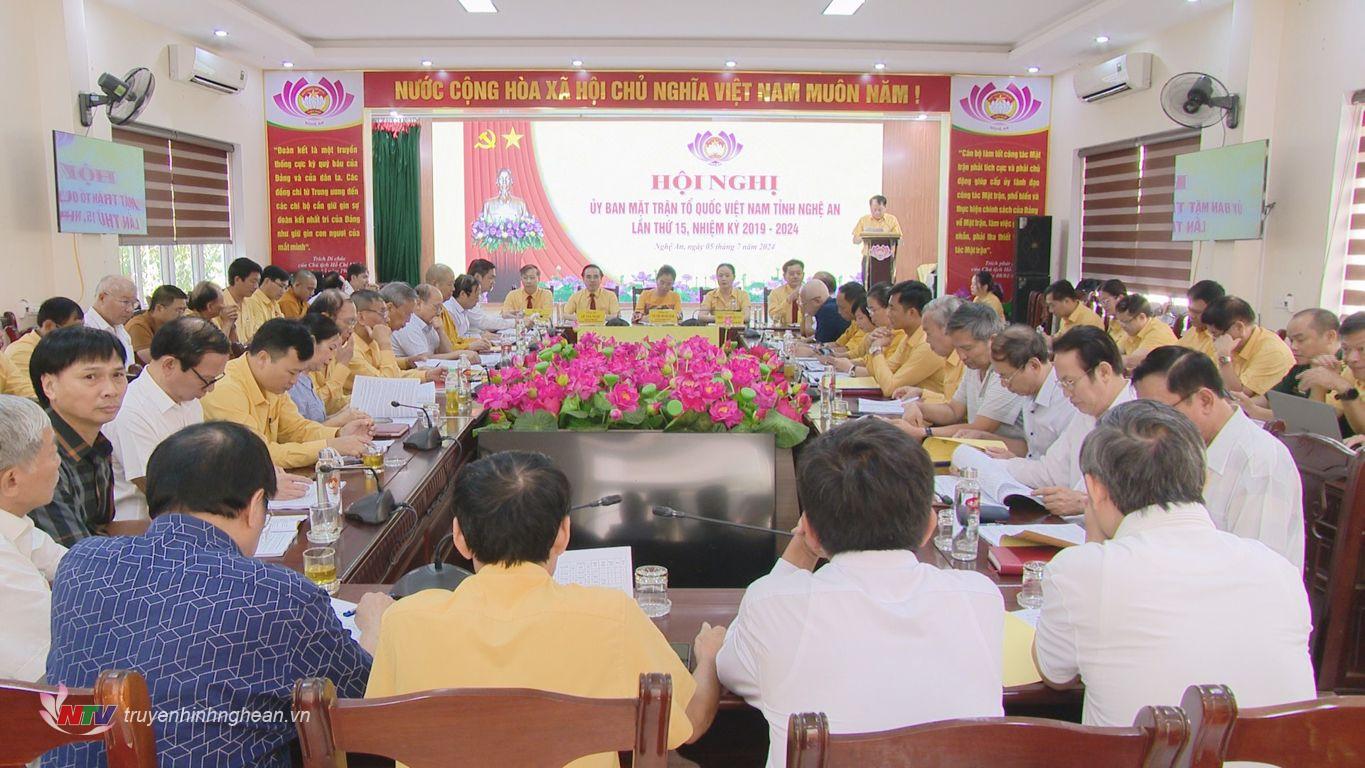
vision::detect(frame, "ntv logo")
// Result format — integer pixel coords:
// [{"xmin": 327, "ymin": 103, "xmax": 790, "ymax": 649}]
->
[{"xmin": 40, "ymin": 685, "xmax": 118, "ymax": 735}]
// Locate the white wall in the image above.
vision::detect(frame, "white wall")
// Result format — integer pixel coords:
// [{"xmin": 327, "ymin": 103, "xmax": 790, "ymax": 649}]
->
[
  {"xmin": 0, "ymin": 0, "xmax": 266, "ymax": 315},
  {"xmin": 1048, "ymin": 0, "xmax": 1365, "ymax": 328}
]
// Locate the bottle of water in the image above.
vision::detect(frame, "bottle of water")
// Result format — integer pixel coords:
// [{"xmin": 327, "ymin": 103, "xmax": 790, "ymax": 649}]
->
[
  {"xmin": 934, "ymin": 505, "xmax": 955, "ymax": 553},
  {"xmin": 782, "ymin": 329, "xmax": 794, "ymax": 358},
  {"xmin": 444, "ymin": 368, "xmax": 460, "ymax": 417},
  {"xmin": 951, "ymin": 468, "xmax": 982, "ymax": 562}
]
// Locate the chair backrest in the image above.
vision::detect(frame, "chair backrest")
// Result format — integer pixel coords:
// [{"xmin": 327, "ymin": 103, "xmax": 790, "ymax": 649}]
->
[
  {"xmin": 632, "ymin": 285, "xmax": 645, "ymax": 311},
  {"xmin": 0, "ymin": 670, "xmax": 157, "ymax": 768},
  {"xmin": 785, "ymin": 706, "xmax": 1188, "ymax": 768},
  {"xmin": 1273, "ymin": 429, "xmax": 1365, "ymax": 691},
  {"xmin": 1027, "ymin": 290, "xmax": 1050, "ymax": 330},
  {"xmin": 294, "ymin": 673, "xmax": 672, "ymax": 768},
  {"xmin": 1179, "ymin": 684, "xmax": 1365, "ymax": 767}
]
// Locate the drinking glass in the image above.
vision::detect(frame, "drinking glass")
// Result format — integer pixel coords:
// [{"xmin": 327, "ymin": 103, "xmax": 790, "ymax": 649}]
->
[
  {"xmin": 306, "ymin": 501, "xmax": 341, "ymax": 544},
  {"xmin": 1017, "ymin": 561, "xmax": 1046, "ymax": 609},
  {"xmin": 303, "ymin": 547, "xmax": 339, "ymax": 594},
  {"xmin": 634, "ymin": 564, "xmax": 671, "ymax": 618},
  {"xmin": 831, "ymin": 398, "xmax": 851, "ymax": 424},
  {"xmin": 361, "ymin": 442, "xmax": 384, "ymax": 471}
]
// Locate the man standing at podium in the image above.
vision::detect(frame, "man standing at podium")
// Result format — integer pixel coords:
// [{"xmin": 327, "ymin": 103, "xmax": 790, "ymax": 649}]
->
[{"xmin": 852, "ymin": 195, "xmax": 903, "ymax": 280}]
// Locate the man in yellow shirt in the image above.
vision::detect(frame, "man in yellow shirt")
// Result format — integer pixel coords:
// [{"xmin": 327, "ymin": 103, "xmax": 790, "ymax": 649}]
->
[
  {"xmin": 1176, "ymin": 280, "xmax": 1225, "ymax": 357},
  {"xmin": 850, "ymin": 194, "xmax": 903, "ymax": 259},
  {"xmin": 4, "ymin": 297, "xmax": 84, "ymax": 397},
  {"xmin": 860, "ymin": 281, "xmax": 946, "ymax": 397},
  {"xmin": 239, "ymin": 265, "xmax": 290, "ymax": 342},
  {"xmin": 125, "ymin": 285, "xmax": 188, "ymax": 365},
  {"xmin": 1202, "ymin": 295, "xmax": 1295, "ymax": 397},
  {"xmin": 219, "ymin": 258, "xmax": 260, "ymax": 337},
  {"xmin": 765, "ymin": 259, "xmax": 805, "ymax": 326},
  {"xmin": 805, "ymin": 283, "xmax": 867, "ymax": 358},
  {"xmin": 349, "ymin": 290, "xmax": 440, "ymax": 388},
  {"xmin": 897, "ymin": 294, "xmax": 966, "ymax": 403},
  {"xmin": 1115, "ymin": 293, "xmax": 1178, "ymax": 368},
  {"xmin": 633, "ymin": 265, "xmax": 683, "ymax": 321},
  {"xmin": 562, "ymin": 263, "xmax": 622, "ymax": 323},
  {"xmin": 423, "ymin": 264, "xmax": 480, "ymax": 350},
  {"xmin": 1045, "ymin": 280, "xmax": 1104, "ymax": 334},
  {"xmin": 502, "ymin": 264, "xmax": 554, "ymax": 319},
  {"xmin": 278, "ymin": 269, "xmax": 316, "ymax": 319},
  {"xmin": 364, "ymin": 451, "xmax": 723, "ymax": 768},
  {"xmin": 1303, "ymin": 311, "xmax": 1365, "ymax": 436},
  {"xmin": 200, "ymin": 318, "xmax": 370, "ymax": 468}
]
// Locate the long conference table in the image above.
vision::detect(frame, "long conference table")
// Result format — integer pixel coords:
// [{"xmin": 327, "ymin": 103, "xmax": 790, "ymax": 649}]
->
[{"xmin": 109, "ymin": 359, "xmax": 1083, "ymax": 765}]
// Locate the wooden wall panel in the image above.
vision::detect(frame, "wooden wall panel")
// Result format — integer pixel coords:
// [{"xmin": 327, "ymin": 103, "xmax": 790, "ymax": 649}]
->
[
  {"xmin": 882, "ymin": 120, "xmax": 941, "ymax": 283},
  {"xmin": 419, "ymin": 118, "xmax": 436, "ymax": 279}
]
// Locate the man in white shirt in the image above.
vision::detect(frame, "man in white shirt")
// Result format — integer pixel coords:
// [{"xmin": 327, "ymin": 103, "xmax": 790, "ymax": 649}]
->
[
  {"xmin": 989, "ymin": 325, "xmax": 1080, "ymax": 459},
  {"xmin": 392, "ymin": 283, "xmax": 479, "ymax": 364},
  {"xmin": 0, "ymin": 394, "xmax": 66, "ymax": 681},
  {"xmin": 464, "ymin": 258, "xmax": 514, "ymax": 332},
  {"xmin": 1132, "ymin": 346, "xmax": 1305, "ymax": 568},
  {"xmin": 442, "ymin": 275, "xmax": 485, "ymax": 341},
  {"xmin": 108, "ymin": 317, "xmax": 232, "ymax": 522},
  {"xmin": 988, "ymin": 326, "xmax": 1135, "ymax": 515},
  {"xmin": 718, "ymin": 419, "xmax": 1004, "ymax": 767},
  {"xmin": 84, "ymin": 274, "xmax": 138, "ymax": 366},
  {"xmin": 888, "ymin": 302, "xmax": 1026, "ymax": 450},
  {"xmin": 1034, "ymin": 399, "xmax": 1315, "ymax": 726}
]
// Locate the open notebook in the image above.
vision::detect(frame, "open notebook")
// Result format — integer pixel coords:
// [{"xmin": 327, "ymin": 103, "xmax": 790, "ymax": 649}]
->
[{"xmin": 935, "ymin": 445, "xmax": 1039, "ymax": 508}]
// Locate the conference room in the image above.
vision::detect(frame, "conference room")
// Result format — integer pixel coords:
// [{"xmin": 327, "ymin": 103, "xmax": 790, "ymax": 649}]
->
[{"xmin": 2, "ymin": 0, "xmax": 1364, "ymax": 766}]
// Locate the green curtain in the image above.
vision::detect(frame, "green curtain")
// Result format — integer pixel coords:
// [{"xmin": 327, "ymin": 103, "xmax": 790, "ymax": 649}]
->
[{"xmin": 372, "ymin": 123, "xmax": 421, "ymax": 285}]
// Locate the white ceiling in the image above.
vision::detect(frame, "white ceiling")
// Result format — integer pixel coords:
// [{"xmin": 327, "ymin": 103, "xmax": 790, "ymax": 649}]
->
[{"xmin": 100, "ymin": 0, "xmax": 1230, "ymax": 75}]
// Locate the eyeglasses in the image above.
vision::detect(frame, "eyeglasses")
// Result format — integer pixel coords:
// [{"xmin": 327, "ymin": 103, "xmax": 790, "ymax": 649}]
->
[
  {"xmin": 189, "ymin": 366, "xmax": 225, "ymax": 388},
  {"xmin": 997, "ymin": 367, "xmax": 1020, "ymax": 386},
  {"xmin": 1057, "ymin": 374, "xmax": 1086, "ymax": 391}
]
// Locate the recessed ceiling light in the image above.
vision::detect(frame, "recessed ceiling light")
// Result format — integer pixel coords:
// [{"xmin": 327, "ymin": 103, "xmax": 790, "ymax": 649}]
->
[
  {"xmin": 421, "ymin": 59, "xmax": 433, "ymax": 67},
  {"xmin": 874, "ymin": 62, "xmax": 885, "ymax": 70},
  {"xmin": 725, "ymin": 60, "xmax": 737, "ymax": 68},
  {"xmin": 457, "ymin": 0, "xmax": 498, "ymax": 12},
  {"xmin": 1026, "ymin": 66, "xmax": 1040, "ymax": 74},
  {"xmin": 823, "ymin": 0, "xmax": 866, "ymax": 15},
  {"xmin": 572, "ymin": 59, "xmax": 583, "ymax": 67},
  {"xmin": 281, "ymin": 61, "xmax": 294, "ymax": 69},
  {"xmin": 917, "ymin": 113, "xmax": 927, "ymax": 120},
  {"xmin": 1095, "ymin": 35, "xmax": 1110, "ymax": 43},
  {"xmin": 213, "ymin": 29, "xmax": 228, "ymax": 38}
]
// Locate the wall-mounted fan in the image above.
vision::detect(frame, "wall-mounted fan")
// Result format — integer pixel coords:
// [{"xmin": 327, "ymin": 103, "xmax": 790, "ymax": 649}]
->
[
  {"xmin": 1160, "ymin": 72, "xmax": 1239, "ymax": 130},
  {"xmin": 78, "ymin": 68, "xmax": 156, "ymax": 127}
]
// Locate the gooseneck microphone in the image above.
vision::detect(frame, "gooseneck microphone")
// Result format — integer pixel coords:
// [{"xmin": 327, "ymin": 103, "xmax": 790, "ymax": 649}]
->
[
  {"xmin": 389, "ymin": 400, "xmax": 443, "ymax": 451},
  {"xmin": 651, "ymin": 505, "xmax": 794, "ymax": 537},
  {"xmin": 570, "ymin": 494, "xmax": 623, "ymax": 512}
]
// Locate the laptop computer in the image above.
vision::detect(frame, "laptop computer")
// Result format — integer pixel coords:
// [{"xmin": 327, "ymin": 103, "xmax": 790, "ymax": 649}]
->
[{"xmin": 1266, "ymin": 389, "xmax": 1344, "ymax": 440}]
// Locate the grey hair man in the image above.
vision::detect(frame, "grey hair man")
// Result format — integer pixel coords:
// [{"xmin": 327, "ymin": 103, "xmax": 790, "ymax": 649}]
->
[
  {"xmin": 988, "ymin": 324, "xmax": 1080, "ymax": 459},
  {"xmin": 888, "ymin": 302, "xmax": 1026, "ymax": 450},
  {"xmin": 0, "ymin": 394, "xmax": 66, "ymax": 681},
  {"xmin": 84, "ymin": 274, "xmax": 138, "ymax": 366},
  {"xmin": 1034, "ymin": 399, "xmax": 1315, "ymax": 728},
  {"xmin": 392, "ymin": 283, "xmax": 478, "ymax": 364}
]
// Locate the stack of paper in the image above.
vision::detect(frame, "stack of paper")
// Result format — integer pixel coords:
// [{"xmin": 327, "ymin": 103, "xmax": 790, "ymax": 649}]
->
[
  {"xmin": 923, "ymin": 436, "xmax": 1008, "ymax": 464},
  {"xmin": 254, "ymin": 514, "xmax": 306, "ymax": 557},
  {"xmin": 268, "ymin": 480, "xmax": 347, "ymax": 511},
  {"xmin": 947, "ymin": 445, "xmax": 1036, "ymax": 506},
  {"xmin": 979, "ymin": 524, "xmax": 1086, "ymax": 549},
  {"xmin": 330, "ymin": 598, "xmax": 361, "ymax": 641},
  {"xmin": 856, "ymin": 398, "xmax": 908, "ymax": 416},
  {"xmin": 351, "ymin": 376, "xmax": 435, "ymax": 418},
  {"xmin": 835, "ymin": 376, "xmax": 881, "ymax": 391}
]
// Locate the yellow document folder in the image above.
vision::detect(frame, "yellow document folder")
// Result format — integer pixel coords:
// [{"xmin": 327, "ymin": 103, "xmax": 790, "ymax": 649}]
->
[{"xmin": 923, "ymin": 436, "xmax": 1007, "ymax": 465}]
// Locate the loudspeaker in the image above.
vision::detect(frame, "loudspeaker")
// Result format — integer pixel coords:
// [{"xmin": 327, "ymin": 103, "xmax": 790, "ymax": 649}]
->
[
  {"xmin": 1015, "ymin": 215, "xmax": 1052, "ymax": 276},
  {"xmin": 1014, "ymin": 273, "xmax": 1051, "ymax": 325}
]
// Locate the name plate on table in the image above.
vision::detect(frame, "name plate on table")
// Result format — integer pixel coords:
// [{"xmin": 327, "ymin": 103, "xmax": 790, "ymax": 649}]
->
[
  {"xmin": 576, "ymin": 309, "xmax": 606, "ymax": 326},
  {"xmin": 522, "ymin": 308, "xmax": 551, "ymax": 319},
  {"xmin": 648, "ymin": 309, "xmax": 679, "ymax": 325},
  {"xmin": 714, "ymin": 311, "xmax": 744, "ymax": 327}
]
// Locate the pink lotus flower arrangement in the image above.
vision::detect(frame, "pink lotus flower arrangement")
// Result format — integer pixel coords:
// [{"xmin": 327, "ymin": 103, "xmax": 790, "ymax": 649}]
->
[{"xmin": 476, "ymin": 333, "xmax": 812, "ymax": 448}]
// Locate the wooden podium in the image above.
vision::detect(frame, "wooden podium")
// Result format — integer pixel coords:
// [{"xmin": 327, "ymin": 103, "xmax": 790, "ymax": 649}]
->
[{"xmin": 860, "ymin": 234, "xmax": 900, "ymax": 288}]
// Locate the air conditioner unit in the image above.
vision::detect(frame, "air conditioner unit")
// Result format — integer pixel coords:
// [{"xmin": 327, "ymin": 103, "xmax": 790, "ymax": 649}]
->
[
  {"xmin": 1073, "ymin": 52, "xmax": 1153, "ymax": 103},
  {"xmin": 168, "ymin": 45, "xmax": 246, "ymax": 94}
]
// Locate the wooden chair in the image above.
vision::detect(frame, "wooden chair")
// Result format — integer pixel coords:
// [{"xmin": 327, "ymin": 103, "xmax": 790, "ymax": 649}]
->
[
  {"xmin": 294, "ymin": 673, "xmax": 673, "ymax": 768},
  {"xmin": 0, "ymin": 670, "xmax": 156, "ymax": 768},
  {"xmin": 1179, "ymin": 684, "xmax": 1365, "ymax": 767},
  {"xmin": 1273, "ymin": 429, "xmax": 1365, "ymax": 692},
  {"xmin": 1027, "ymin": 290, "xmax": 1051, "ymax": 331},
  {"xmin": 785, "ymin": 705, "xmax": 1188, "ymax": 768}
]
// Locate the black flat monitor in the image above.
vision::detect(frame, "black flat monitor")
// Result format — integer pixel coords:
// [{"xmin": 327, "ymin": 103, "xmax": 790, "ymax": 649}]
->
[{"xmin": 479, "ymin": 431, "xmax": 779, "ymax": 587}]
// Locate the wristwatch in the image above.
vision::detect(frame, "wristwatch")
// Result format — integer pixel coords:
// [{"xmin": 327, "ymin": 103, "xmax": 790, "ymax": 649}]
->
[
  {"xmin": 1341, "ymin": 388, "xmax": 1360, "ymax": 402},
  {"xmin": 1217, "ymin": 355, "xmax": 1233, "ymax": 365},
  {"xmin": 925, "ymin": 427, "xmax": 934, "ymax": 438}
]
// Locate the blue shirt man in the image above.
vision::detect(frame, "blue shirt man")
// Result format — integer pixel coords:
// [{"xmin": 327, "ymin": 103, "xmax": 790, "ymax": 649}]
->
[
  {"xmin": 813, "ymin": 297, "xmax": 850, "ymax": 344},
  {"xmin": 45, "ymin": 422, "xmax": 371, "ymax": 768}
]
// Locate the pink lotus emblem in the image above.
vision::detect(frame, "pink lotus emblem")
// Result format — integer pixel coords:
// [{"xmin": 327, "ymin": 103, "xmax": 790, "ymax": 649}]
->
[
  {"xmin": 274, "ymin": 77, "xmax": 355, "ymax": 122},
  {"xmin": 959, "ymin": 82, "xmax": 1044, "ymax": 124},
  {"xmin": 688, "ymin": 131, "xmax": 743, "ymax": 165}
]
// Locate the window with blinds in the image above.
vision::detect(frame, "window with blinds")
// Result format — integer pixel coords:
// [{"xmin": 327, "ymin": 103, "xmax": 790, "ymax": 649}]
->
[
  {"xmin": 111, "ymin": 126, "xmax": 232, "ymax": 245},
  {"xmin": 1339, "ymin": 108, "xmax": 1365, "ymax": 314},
  {"xmin": 1080, "ymin": 132, "xmax": 1200, "ymax": 298}
]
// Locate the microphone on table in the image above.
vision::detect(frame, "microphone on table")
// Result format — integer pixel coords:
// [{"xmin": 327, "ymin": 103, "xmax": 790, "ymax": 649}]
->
[
  {"xmin": 651, "ymin": 505, "xmax": 793, "ymax": 537},
  {"xmin": 390, "ymin": 401, "xmax": 443, "ymax": 451},
  {"xmin": 331, "ymin": 465, "xmax": 396, "ymax": 524},
  {"xmin": 390, "ymin": 532, "xmax": 473, "ymax": 598},
  {"xmin": 570, "ymin": 494, "xmax": 622, "ymax": 512}
]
